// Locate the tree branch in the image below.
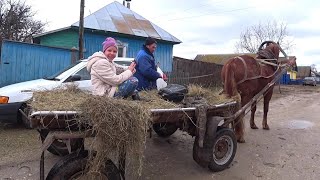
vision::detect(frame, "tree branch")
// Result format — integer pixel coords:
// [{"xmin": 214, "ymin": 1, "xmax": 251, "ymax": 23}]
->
[{"xmin": 235, "ymin": 20, "xmax": 294, "ymax": 54}]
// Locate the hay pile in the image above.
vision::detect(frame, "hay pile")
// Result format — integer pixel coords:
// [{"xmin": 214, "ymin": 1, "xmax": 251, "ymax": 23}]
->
[
  {"xmin": 79, "ymin": 96, "xmax": 150, "ymax": 178},
  {"xmin": 30, "ymin": 84, "xmax": 88, "ymax": 111},
  {"xmin": 30, "ymin": 84, "xmax": 230, "ymax": 111},
  {"xmin": 186, "ymin": 84, "xmax": 229, "ymax": 105},
  {"xmin": 29, "ymin": 84, "xmax": 230, "ymax": 177}
]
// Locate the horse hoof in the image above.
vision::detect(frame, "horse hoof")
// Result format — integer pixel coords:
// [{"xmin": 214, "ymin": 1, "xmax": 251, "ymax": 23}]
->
[
  {"xmin": 250, "ymin": 125, "xmax": 259, "ymax": 129},
  {"xmin": 263, "ymin": 125, "xmax": 270, "ymax": 130}
]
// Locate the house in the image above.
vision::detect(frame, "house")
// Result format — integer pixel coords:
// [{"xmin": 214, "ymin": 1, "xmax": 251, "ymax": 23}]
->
[{"xmin": 33, "ymin": 1, "xmax": 181, "ymax": 72}]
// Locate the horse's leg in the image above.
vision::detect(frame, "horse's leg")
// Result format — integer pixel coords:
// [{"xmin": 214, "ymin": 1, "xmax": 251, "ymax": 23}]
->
[
  {"xmin": 262, "ymin": 88, "xmax": 273, "ymax": 130},
  {"xmin": 250, "ymin": 101, "xmax": 258, "ymax": 129}
]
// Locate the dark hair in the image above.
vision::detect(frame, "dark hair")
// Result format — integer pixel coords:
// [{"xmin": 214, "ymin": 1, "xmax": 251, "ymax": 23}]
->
[{"xmin": 145, "ymin": 37, "xmax": 157, "ymax": 46}]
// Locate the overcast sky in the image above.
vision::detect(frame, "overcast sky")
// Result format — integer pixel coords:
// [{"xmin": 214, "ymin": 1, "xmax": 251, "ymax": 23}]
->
[{"xmin": 27, "ymin": 0, "xmax": 320, "ymax": 69}]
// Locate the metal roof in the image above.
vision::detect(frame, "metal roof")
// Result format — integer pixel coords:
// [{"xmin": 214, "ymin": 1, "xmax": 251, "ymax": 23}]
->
[
  {"xmin": 33, "ymin": 27, "xmax": 71, "ymax": 38},
  {"xmin": 72, "ymin": 1, "xmax": 181, "ymax": 44}
]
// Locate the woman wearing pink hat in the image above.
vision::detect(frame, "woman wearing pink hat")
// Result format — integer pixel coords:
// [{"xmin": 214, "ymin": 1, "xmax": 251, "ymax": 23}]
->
[{"xmin": 86, "ymin": 37, "xmax": 139, "ymax": 99}]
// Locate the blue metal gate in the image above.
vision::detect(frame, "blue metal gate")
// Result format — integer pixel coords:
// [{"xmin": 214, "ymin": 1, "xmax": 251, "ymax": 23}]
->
[{"xmin": 0, "ymin": 40, "xmax": 73, "ymax": 87}]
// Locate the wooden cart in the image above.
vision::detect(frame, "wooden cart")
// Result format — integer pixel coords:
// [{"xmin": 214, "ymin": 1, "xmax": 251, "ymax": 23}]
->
[
  {"xmin": 26, "ymin": 40, "xmax": 292, "ymax": 180},
  {"xmin": 28, "ymin": 100, "xmax": 240, "ymax": 180}
]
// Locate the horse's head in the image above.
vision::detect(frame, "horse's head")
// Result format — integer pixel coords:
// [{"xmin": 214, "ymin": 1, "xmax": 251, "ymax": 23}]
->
[
  {"xmin": 257, "ymin": 42, "xmax": 280, "ymax": 60},
  {"xmin": 266, "ymin": 43, "xmax": 280, "ymax": 60}
]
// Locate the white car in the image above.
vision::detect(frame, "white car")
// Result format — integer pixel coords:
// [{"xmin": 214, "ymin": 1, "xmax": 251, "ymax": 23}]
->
[{"xmin": 0, "ymin": 57, "xmax": 166, "ymax": 127}]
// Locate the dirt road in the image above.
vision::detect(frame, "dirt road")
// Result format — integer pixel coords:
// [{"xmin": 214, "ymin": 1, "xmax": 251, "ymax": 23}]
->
[{"xmin": 1, "ymin": 85, "xmax": 320, "ymax": 180}]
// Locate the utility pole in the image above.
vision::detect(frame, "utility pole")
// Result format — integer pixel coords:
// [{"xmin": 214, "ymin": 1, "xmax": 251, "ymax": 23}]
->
[{"xmin": 78, "ymin": 0, "xmax": 85, "ymax": 60}]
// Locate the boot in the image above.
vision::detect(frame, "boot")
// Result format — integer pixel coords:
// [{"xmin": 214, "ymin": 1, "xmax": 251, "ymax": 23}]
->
[{"xmin": 131, "ymin": 91, "xmax": 141, "ymax": 101}]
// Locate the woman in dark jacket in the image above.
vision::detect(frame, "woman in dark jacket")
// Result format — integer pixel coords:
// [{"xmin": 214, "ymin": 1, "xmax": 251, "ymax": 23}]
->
[{"xmin": 134, "ymin": 37, "xmax": 162, "ymax": 90}]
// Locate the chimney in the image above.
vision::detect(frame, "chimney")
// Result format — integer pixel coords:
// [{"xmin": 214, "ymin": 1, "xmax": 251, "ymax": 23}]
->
[{"xmin": 123, "ymin": 0, "xmax": 131, "ymax": 9}]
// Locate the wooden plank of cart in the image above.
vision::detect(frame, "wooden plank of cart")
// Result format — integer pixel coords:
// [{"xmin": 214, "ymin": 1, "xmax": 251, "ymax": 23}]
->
[{"xmin": 27, "ymin": 44, "xmax": 291, "ymax": 180}]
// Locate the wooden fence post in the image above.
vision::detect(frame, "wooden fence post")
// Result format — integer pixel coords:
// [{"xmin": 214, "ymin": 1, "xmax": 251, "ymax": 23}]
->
[{"xmin": 71, "ymin": 47, "xmax": 79, "ymax": 64}]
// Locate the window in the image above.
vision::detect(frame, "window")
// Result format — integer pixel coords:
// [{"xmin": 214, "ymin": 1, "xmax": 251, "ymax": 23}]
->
[
  {"xmin": 118, "ymin": 46, "xmax": 125, "ymax": 57},
  {"xmin": 116, "ymin": 40, "xmax": 127, "ymax": 57},
  {"xmin": 75, "ymin": 67, "xmax": 91, "ymax": 80}
]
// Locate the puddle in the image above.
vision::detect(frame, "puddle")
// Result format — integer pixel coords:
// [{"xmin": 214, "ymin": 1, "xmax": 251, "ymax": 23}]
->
[{"xmin": 288, "ymin": 120, "xmax": 313, "ymax": 129}]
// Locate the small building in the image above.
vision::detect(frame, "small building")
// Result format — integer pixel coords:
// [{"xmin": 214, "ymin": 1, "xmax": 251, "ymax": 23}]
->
[
  {"xmin": 33, "ymin": 1, "xmax": 181, "ymax": 72},
  {"xmin": 297, "ymin": 66, "xmax": 311, "ymax": 79}
]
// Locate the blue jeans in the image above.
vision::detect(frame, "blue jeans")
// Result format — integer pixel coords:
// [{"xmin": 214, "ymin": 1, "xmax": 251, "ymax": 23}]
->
[{"xmin": 114, "ymin": 77, "xmax": 138, "ymax": 98}]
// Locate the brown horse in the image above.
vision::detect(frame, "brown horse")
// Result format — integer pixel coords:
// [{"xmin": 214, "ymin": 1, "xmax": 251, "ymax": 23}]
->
[{"xmin": 221, "ymin": 42, "xmax": 291, "ymax": 143}]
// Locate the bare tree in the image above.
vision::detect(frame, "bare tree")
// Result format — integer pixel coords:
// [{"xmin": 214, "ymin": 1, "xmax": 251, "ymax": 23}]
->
[
  {"xmin": 235, "ymin": 20, "xmax": 294, "ymax": 53},
  {"xmin": 0, "ymin": 0, "xmax": 46, "ymax": 44}
]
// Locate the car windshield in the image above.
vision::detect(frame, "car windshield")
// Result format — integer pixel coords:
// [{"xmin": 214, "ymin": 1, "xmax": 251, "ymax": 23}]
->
[{"xmin": 44, "ymin": 61, "xmax": 82, "ymax": 81}]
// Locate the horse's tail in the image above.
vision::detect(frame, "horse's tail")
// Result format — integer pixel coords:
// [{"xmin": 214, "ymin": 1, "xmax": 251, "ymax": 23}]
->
[{"xmin": 222, "ymin": 61, "xmax": 237, "ymax": 98}]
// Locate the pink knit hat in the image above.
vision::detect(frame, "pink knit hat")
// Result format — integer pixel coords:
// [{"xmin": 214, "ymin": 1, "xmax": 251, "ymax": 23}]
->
[{"xmin": 102, "ymin": 37, "xmax": 117, "ymax": 52}]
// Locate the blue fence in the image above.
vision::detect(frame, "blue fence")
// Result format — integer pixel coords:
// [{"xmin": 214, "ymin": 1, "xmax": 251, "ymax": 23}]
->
[
  {"xmin": 0, "ymin": 40, "xmax": 73, "ymax": 87},
  {"xmin": 278, "ymin": 73, "xmax": 305, "ymax": 85},
  {"xmin": 279, "ymin": 74, "xmax": 290, "ymax": 84},
  {"xmin": 288, "ymin": 79, "xmax": 303, "ymax": 85},
  {"xmin": 277, "ymin": 73, "xmax": 306, "ymax": 85}
]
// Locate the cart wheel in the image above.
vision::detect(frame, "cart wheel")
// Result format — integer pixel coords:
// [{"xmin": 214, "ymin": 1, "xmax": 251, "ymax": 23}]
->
[
  {"xmin": 153, "ymin": 122, "xmax": 178, "ymax": 137},
  {"xmin": 39, "ymin": 130, "xmax": 84, "ymax": 156},
  {"xmin": 46, "ymin": 150, "xmax": 121, "ymax": 180},
  {"xmin": 208, "ymin": 127, "xmax": 237, "ymax": 172}
]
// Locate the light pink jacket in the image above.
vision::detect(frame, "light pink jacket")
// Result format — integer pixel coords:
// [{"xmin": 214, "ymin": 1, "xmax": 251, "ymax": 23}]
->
[{"xmin": 86, "ymin": 52, "xmax": 132, "ymax": 97}]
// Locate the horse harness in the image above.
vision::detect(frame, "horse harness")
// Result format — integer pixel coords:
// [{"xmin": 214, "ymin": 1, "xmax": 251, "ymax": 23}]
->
[{"xmin": 235, "ymin": 56, "xmax": 283, "ymax": 86}]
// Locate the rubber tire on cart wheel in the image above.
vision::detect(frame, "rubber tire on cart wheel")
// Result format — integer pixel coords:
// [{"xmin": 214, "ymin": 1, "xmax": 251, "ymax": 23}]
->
[
  {"xmin": 46, "ymin": 150, "xmax": 121, "ymax": 180},
  {"xmin": 39, "ymin": 130, "xmax": 84, "ymax": 156},
  {"xmin": 208, "ymin": 127, "xmax": 237, "ymax": 172},
  {"xmin": 153, "ymin": 122, "xmax": 178, "ymax": 137}
]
